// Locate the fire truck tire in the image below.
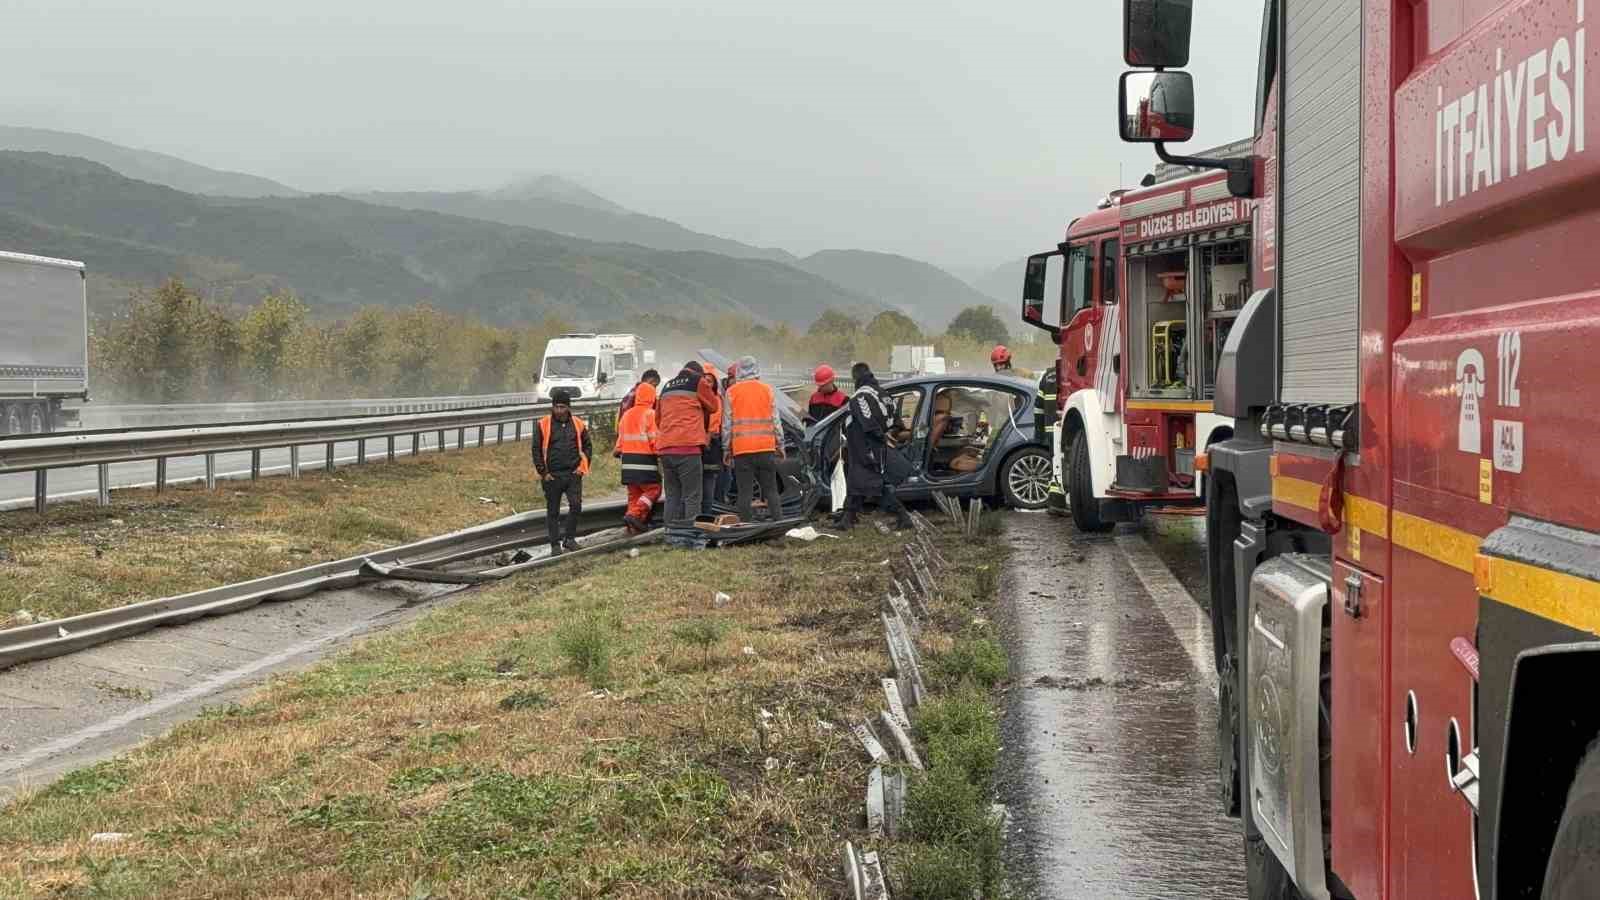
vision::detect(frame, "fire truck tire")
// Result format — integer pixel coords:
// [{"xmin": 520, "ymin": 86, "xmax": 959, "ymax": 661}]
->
[
  {"xmin": 1207, "ymin": 474, "xmax": 1243, "ymax": 817},
  {"xmin": 1246, "ymin": 833, "xmax": 1303, "ymax": 900},
  {"xmin": 1068, "ymin": 430, "xmax": 1111, "ymax": 532},
  {"xmin": 1542, "ymin": 737, "xmax": 1600, "ymax": 899}
]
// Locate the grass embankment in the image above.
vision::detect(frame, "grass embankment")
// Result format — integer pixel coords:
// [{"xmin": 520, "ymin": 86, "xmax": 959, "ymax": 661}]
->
[
  {"xmin": 0, "ymin": 440, "xmax": 620, "ymax": 626},
  {"xmin": 0, "ymin": 513, "xmax": 1011, "ymax": 899}
]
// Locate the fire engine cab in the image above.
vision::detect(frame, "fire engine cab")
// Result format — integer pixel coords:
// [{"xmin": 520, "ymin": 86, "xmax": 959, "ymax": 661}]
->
[{"xmin": 1022, "ymin": 148, "xmax": 1253, "ymax": 532}]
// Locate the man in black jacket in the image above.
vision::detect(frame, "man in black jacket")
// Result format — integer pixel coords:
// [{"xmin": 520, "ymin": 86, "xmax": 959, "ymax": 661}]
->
[
  {"xmin": 532, "ymin": 388, "xmax": 594, "ymax": 555},
  {"xmin": 839, "ymin": 362, "xmax": 913, "ymax": 531}
]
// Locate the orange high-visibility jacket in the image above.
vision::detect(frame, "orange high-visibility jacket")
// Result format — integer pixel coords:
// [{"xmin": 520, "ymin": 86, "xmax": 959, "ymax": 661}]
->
[
  {"xmin": 725, "ymin": 380, "xmax": 780, "ymax": 456},
  {"xmin": 616, "ymin": 382, "xmax": 660, "ymax": 484},
  {"xmin": 536, "ymin": 414, "xmax": 590, "ymax": 475}
]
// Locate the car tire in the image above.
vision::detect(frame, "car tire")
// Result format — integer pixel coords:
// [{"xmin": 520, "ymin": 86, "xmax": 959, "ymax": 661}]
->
[
  {"xmin": 1000, "ymin": 447, "xmax": 1052, "ymax": 510},
  {"xmin": 1068, "ymin": 430, "xmax": 1112, "ymax": 533},
  {"xmin": 1542, "ymin": 737, "xmax": 1600, "ymax": 898}
]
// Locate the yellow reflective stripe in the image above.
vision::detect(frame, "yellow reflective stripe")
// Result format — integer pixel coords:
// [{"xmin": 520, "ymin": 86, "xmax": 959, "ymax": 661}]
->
[
  {"xmin": 1271, "ymin": 474, "xmax": 1320, "ymax": 511},
  {"xmin": 1476, "ymin": 555, "xmax": 1600, "ymax": 637},
  {"xmin": 1272, "ymin": 475, "xmax": 1390, "ymax": 539},
  {"xmin": 1126, "ymin": 400, "xmax": 1214, "ymax": 411},
  {"xmin": 1391, "ymin": 511, "xmax": 1477, "ymax": 573}
]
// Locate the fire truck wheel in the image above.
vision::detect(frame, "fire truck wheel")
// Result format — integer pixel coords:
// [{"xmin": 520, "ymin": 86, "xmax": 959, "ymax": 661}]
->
[
  {"xmin": 1542, "ymin": 737, "xmax": 1600, "ymax": 898},
  {"xmin": 1246, "ymin": 833, "xmax": 1303, "ymax": 900},
  {"xmin": 1068, "ymin": 430, "xmax": 1111, "ymax": 533}
]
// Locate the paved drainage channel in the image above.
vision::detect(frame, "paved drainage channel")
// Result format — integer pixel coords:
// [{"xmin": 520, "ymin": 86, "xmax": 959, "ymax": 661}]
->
[
  {"xmin": 994, "ymin": 511, "xmax": 1245, "ymax": 899},
  {"xmin": 0, "ymin": 525, "xmax": 641, "ymax": 798}
]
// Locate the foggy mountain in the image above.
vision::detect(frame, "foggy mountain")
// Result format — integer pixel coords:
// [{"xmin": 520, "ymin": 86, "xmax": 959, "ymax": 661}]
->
[
  {"xmin": 0, "ymin": 151, "xmax": 886, "ymax": 328},
  {"xmin": 795, "ymin": 249, "xmax": 1000, "ymax": 331},
  {"xmin": 0, "ymin": 125, "xmax": 304, "ymax": 198},
  {"xmin": 345, "ymin": 181, "xmax": 797, "ymax": 264}
]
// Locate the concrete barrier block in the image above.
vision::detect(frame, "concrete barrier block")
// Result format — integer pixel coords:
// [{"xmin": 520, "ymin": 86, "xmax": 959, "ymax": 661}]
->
[
  {"xmin": 882, "ymin": 677, "xmax": 911, "ymax": 730},
  {"xmin": 884, "ymin": 770, "xmax": 907, "ymax": 838},
  {"xmin": 866, "ymin": 766, "xmax": 885, "ymax": 838},
  {"xmin": 880, "ymin": 709, "xmax": 924, "ymax": 770},
  {"xmin": 852, "ymin": 720, "xmax": 890, "ymax": 765}
]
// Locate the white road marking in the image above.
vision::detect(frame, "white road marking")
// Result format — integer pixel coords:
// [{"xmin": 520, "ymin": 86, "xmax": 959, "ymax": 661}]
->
[
  {"xmin": 1114, "ymin": 532, "xmax": 1218, "ymax": 698},
  {"xmin": 0, "ymin": 618, "xmax": 375, "ymax": 782}
]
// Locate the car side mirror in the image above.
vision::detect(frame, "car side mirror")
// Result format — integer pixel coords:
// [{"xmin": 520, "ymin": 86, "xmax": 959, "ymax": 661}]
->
[
  {"xmin": 1124, "ymin": 0, "xmax": 1192, "ymax": 68},
  {"xmin": 1120, "ymin": 71, "xmax": 1196, "ymax": 143}
]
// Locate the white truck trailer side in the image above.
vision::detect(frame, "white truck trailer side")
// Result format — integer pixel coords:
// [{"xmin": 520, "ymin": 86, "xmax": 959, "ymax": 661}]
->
[{"xmin": 0, "ymin": 251, "xmax": 89, "ymax": 434}]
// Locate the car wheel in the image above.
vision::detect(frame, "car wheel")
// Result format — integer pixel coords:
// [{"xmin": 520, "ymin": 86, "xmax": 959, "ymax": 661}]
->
[
  {"xmin": 1068, "ymin": 430, "xmax": 1112, "ymax": 532},
  {"xmin": 1001, "ymin": 447, "xmax": 1052, "ymax": 510}
]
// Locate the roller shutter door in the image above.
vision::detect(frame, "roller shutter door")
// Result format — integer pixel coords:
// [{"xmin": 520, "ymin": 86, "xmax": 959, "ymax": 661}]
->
[{"xmin": 1279, "ymin": 0, "xmax": 1361, "ymax": 403}]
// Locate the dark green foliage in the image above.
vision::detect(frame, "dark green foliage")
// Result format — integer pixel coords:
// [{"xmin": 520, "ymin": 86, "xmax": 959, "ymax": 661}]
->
[
  {"xmin": 497, "ymin": 689, "xmax": 551, "ymax": 711},
  {"xmin": 556, "ymin": 614, "xmax": 616, "ymax": 686},
  {"xmin": 670, "ymin": 618, "xmax": 729, "ymax": 669},
  {"xmin": 947, "ymin": 305, "xmax": 1010, "ymax": 345},
  {"xmin": 43, "ymin": 760, "xmax": 129, "ymax": 798}
]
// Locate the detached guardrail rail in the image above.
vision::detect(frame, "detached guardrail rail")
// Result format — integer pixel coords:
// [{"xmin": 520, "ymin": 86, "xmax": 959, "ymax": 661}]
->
[
  {"xmin": 0, "ymin": 500, "xmax": 629, "ymax": 670},
  {"xmin": 0, "ymin": 398, "xmax": 618, "ymax": 513}
]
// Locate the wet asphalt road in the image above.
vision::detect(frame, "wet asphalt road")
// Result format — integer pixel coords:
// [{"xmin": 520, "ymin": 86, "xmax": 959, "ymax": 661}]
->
[{"xmin": 996, "ymin": 510, "xmax": 1245, "ymax": 899}]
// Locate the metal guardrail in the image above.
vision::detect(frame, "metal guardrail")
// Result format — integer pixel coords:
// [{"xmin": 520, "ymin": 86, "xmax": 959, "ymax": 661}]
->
[
  {"xmin": 0, "ymin": 499, "xmax": 630, "ymax": 670},
  {"xmin": 1, "ymin": 398, "xmax": 620, "ymax": 514},
  {"xmin": 80, "ymin": 392, "xmax": 538, "ymax": 428}
]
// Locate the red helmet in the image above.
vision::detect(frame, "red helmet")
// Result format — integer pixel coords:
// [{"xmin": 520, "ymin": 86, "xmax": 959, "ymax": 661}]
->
[
  {"xmin": 813, "ymin": 364, "xmax": 835, "ymax": 385},
  {"xmin": 990, "ymin": 345, "xmax": 1012, "ymax": 366}
]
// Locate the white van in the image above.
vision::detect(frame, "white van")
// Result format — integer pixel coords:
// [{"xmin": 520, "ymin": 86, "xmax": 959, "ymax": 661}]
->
[{"xmin": 536, "ymin": 333, "xmax": 650, "ymax": 401}]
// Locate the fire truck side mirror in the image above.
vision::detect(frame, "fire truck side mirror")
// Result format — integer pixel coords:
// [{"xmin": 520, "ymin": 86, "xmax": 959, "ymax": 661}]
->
[
  {"xmin": 1119, "ymin": 71, "xmax": 1196, "ymax": 144},
  {"xmin": 1021, "ymin": 252, "xmax": 1063, "ymax": 340},
  {"xmin": 1123, "ymin": 0, "xmax": 1192, "ymax": 68}
]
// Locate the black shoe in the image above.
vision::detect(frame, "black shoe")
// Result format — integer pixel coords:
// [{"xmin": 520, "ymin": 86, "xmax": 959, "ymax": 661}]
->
[
  {"xmin": 893, "ymin": 511, "xmax": 914, "ymax": 531},
  {"xmin": 623, "ymin": 514, "xmax": 644, "ymax": 533},
  {"xmin": 835, "ymin": 510, "xmax": 857, "ymax": 531},
  {"xmin": 562, "ymin": 539, "xmax": 580, "ymax": 552},
  {"xmin": 549, "ymin": 543, "xmax": 564, "ymax": 557}
]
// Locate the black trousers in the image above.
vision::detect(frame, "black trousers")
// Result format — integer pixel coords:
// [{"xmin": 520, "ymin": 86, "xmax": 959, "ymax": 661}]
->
[
  {"xmin": 734, "ymin": 452, "xmax": 783, "ymax": 522},
  {"xmin": 846, "ymin": 481, "xmax": 905, "ymax": 516},
  {"xmin": 542, "ymin": 473, "xmax": 582, "ymax": 545}
]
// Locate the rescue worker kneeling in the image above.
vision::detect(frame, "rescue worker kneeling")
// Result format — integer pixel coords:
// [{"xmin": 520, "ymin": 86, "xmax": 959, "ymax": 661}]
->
[{"xmin": 615, "ymin": 381, "xmax": 661, "ymax": 533}]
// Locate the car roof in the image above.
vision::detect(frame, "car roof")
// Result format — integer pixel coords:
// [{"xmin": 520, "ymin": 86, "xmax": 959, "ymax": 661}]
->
[{"xmin": 880, "ymin": 373, "xmax": 1035, "ymax": 391}]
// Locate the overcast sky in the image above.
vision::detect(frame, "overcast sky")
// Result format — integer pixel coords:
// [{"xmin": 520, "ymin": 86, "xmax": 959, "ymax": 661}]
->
[{"xmin": 2, "ymin": 0, "xmax": 1263, "ymax": 271}]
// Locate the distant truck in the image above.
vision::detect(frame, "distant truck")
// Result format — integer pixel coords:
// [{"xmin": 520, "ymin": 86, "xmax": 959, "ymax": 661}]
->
[
  {"xmin": 0, "ymin": 250, "xmax": 88, "ymax": 435},
  {"xmin": 890, "ymin": 344, "xmax": 940, "ymax": 376},
  {"xmin": 534, "ymin": 333, "xmax": 647, "ymax": 402}
]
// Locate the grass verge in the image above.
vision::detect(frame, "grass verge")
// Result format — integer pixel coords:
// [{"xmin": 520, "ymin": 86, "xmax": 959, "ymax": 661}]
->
[
  {"xmin": 0, "ymin": 439, "xmax": 620, "ymax": 625},
  {"xmin": 0, "ymin": 512, "xmax": 997, "ymax": 898}
]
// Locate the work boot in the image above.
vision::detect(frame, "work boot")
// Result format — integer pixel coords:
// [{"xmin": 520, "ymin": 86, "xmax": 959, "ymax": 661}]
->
[
  {"xmin": 893, "ymin": 510, "xmax": 914, "ymax": 531},
  {"xmin": 835, "ymin": 509, "xmax": 857, "ymax": 531},
  {"xmin": 562, "ymin": 539, "xmax": 580, "ymax": 552},
  {"xmin": 623, "ymin": 514, "xmax": 644, "ymax": 533}
]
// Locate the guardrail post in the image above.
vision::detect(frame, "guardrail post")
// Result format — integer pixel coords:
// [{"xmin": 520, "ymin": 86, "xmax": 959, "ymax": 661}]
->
[
  {"xmin": 387, "ymin": 436, "xmax": 396, "ymax": 462},
  {"xmin": 290, "ymin": 446, "xmax": 301, "ymax": 479},
  {"xmin": 205, "ymin": 453, "xmax": 217, "ymax": 491},
  {"xmin": 496, "ymin": 423, "xmax": 504, "ymax": 444},
  {"xmin": 456, "ymin": 428, "xmax": 465, "ymax": 451},
  {"xmin": 437, "ymin": 429, "xmax": 445, "ymax": 453},
  {"xmin": 250, "ymin": 449, "xmax": 261, "ymax": 481},
  {"xmin": 33, "ymin": 470, "xmax": 47, "ymax": 514},
  {"xmin": 412, "ymin": 433, "xmax": 421, "ymax": 457},
  {"xmin": 155, "ymin": 457, "xmax": 167, "ymax": 493},
  {"xmin": 477, "ymin": 425, "xmax": 486, "ymax": 447},
  {"xmin": 97, "ymin": 463, "xmax": 110, "ymax": 506},
  {"xmin": 515, "ymin": 421, "xmax": 523, "ymax": 441},
  {"xmin": 325, "ymin": 442, "xmax": 336, "ymax": 473},
  {"xmin": 357, "ymin": 438, "xmax": 367, "ymax": 464}
]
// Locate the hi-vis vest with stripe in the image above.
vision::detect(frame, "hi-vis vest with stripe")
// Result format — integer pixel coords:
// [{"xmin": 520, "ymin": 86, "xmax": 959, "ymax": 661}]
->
[
  {"xmin": 616, "ymin": 404, "xmax": 660, "ymax": 484},
  {"xmin": 727, "ymin": 380, "xmax": 778, "ymax": 455},
  {"xmin": 538, "ymin": 414, "xmax": 589, "ymax": 475}
]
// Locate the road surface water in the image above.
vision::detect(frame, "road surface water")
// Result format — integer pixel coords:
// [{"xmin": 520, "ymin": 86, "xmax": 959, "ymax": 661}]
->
[{"xmin": 997, "ymin": 510, "xmax": 1245, "ymax": 898}]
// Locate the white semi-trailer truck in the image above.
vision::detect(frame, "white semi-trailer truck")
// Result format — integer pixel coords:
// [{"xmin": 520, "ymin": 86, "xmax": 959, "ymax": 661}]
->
[{"xmin": 0, "ymin": 251, "xmax": 88, "ymax": 434}]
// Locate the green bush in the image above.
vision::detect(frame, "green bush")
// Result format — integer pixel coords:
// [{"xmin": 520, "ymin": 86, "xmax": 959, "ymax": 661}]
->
[
  {"xmin": 670, "ymin": 618, "xmax": 729, "ymax": 669},
  {"xmin": 931, "ymin": 637, "xmax": 1009, "ymax": 692},
  {"xmin": 895, "ymin": 842, "xmax": 984, "ymax": 900},
  {"xmin": 904, "ymin": 766, "xmax": 986, "ymax": 845},
  {"xmin": 556, "ymin": 613, "xmax": 616, "ymax": 686}
]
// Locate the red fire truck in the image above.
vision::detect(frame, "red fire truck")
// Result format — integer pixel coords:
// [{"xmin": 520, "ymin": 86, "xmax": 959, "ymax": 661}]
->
[
  {"xmin": 1022, "ymin": 148, "xmax": 1252, "ymax": 533},
  {"xmin": 1119, "ymin": 0, "xmax": 1600, "ymax": 897}
]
